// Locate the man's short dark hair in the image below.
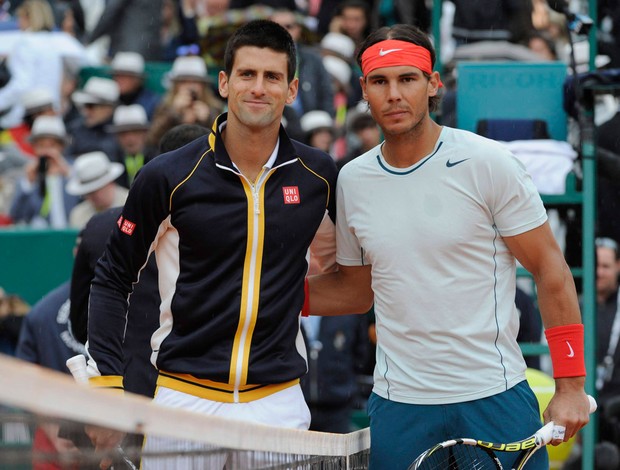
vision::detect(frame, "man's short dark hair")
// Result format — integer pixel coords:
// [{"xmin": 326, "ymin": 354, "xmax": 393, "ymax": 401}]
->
[
  {"xmin": 159, "ymin": 124, "xmax": 211, "ymax": 154},
  {"xmin": 350, "ymin": 112, "xmax": 376, "ymax": 133},
  {"xmin": 356, "ymin": 24, "xmax": 441, "ymax": 112},
  {"xmin": 224, "ymin": 19, "xmax": 297, "ymax": 83}
]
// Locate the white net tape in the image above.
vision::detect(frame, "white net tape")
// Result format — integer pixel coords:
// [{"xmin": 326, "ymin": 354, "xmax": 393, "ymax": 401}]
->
[{"xmin": 0, "ymin": 354, "xmax": 370, "ymax": 469}]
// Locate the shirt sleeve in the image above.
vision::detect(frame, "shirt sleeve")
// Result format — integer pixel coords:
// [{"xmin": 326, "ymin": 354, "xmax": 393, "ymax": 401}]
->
[
  {"xmin": 335, "ymin": 173, "xmax": 365, "ymax": 266},
  {"xmin": 85, "ymin": 161, "xmax": 171, "ymax": 389},
  {"xmin": 484, "ymin": 147, "xmax": 548, "ymax": 237}
]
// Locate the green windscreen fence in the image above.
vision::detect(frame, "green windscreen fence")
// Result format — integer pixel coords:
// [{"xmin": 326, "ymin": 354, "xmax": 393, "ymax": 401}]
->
[
  {"xmin": 0, "ymin": 229, "xmax": 78, "ymax": 305},
  {"xmin": 456, "ymin": 61, "xmax": 568, "ymax": 141}
]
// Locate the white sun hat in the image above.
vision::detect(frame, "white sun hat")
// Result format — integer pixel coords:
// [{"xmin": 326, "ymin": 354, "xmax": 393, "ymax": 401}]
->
[
  {"xmin": 66, "ymin": 151, "xmax": 125, "ymax": 196},
  {"xmin": 300, "ymin": 110, "xmax": 334, "ymax": 134},
  {"xmin": 21, "ymin": 88, "xmax": 55, "ymax": 116},
  {"xmin": 168, "ymin": 56, "xmax": 209, "ymax": 83},
  {"xmin": 107, "ymin": 104, "xmax": 150, "ymax": 133},
  {"xmin": 322, "ymin": 55, "xmax": 352, "ymax": 86},
  {"xmin": 111, "ymin": 51, "xmax": 145, "ymax": 77},
  {"xmin": 29, "ymin": 115, "xmax": 69, "ymax": 144},
  {"xmin": 320, "ymin": 32, "xmax": 356, "ymax": 61},
  {"xmin": 72, "ymin": 77, "xmax": 120, "ymax": 106}
]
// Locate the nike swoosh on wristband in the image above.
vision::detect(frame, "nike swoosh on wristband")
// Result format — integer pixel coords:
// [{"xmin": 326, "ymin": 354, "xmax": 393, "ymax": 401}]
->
[
  {"xmin": 446, "ymin": 158, "xmax": 470, "ymax": 167},
  {"xmin": 566, "ymin": 341, "xmax": 575, "ymax": 358},
  {"xmin": 379, "ymin": 48, "xmax": 403, "ymax": 56}
]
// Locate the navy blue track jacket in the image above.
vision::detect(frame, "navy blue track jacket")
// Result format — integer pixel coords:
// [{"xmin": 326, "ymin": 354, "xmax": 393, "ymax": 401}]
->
[{"xmin": 86, "ymin": 114, "xmax": 337, "ymax": 403}]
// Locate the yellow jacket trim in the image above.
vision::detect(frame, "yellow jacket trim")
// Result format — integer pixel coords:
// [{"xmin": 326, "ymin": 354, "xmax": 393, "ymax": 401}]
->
[
  {"xmin": 157, "ymin": 372, "xmax": 299, "ymax": 403},
  {"xmin": 89, "ymin": 375, "xmax": 124, "ymax": 392}
]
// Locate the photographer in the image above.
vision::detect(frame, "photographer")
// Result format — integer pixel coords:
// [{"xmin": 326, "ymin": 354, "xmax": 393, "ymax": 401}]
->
[
  {"xmin": 145, "ymin": 56, "xmax": 224, "ymax": 149},
  {"xmin": 9, "ymin": 115, "xmax": 78, "ymax": 227}
]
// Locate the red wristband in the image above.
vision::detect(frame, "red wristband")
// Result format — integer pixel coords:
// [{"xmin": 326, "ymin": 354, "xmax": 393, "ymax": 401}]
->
[
  {"xmin": 544, "ymin": 323, "xmax": 586, "ymax": 378},
  {"xmin": 301, "ymin": 278, "xmax": 310, "ymax": 317}
]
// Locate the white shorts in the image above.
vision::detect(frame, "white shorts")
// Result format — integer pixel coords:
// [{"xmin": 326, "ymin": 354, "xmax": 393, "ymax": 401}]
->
[{"xmin": 142, "ymin": 384, "xmax": 311, "ymax": 469}]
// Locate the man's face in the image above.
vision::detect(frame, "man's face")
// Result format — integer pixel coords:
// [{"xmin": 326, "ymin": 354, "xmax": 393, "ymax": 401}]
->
[
  {"xmin": 361, "ymin": 65, "xmax": 439, "ymax": 137},
  {"xmin": 597, "ymin": 246, "xmax": 620, "ymax": 301},
  {"xmin": 219, "ymin": 46, "xmax": 297, "ymax": 131},
  {"xmin": 81, "ymin": 103, "xmax": 115, "ymax": 127},
  {"xmin": 309, "ymin": 129, "xmax": 333, "ymax": 153},
  {"xmin": 117, "ymin": 130, "xmax": 147, "ymax": 155},
  {"xmin": 32, "ymin": 137, "xmax": 64, "ymax": 157},
  {"xmin": 271, "ymin": 11, "xmax": 301, "ymax": 43},
  {"xmin": 113, "ymin": 74, "xmax": 143, "ymax": 95},
  {"xmin": 85, "ymin": 184, "xmax": 114, "ymax": 211},
  {"xmin": 340, "ymin": 6, "xmax": 367, "ymax": 39}
]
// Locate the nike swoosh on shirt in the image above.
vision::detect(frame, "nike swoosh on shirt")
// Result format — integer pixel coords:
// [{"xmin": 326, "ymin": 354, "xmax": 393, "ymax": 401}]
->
[
  {"xmin": 446, "ymin": 158, "xmax": 470, "ymax": 168},
  {"xmin": 379, "ymin": 48, "xmax": 403, "ymax": 56},
  {"xmin": 566, "ymin": 341, "xmax": 575, "ymax": 358}
]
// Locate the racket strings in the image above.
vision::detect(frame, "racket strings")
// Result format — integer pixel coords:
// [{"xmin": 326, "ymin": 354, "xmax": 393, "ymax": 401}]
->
[{"xmin": 413, "ymin": 444, "xmax": 501, "ymax": 470}]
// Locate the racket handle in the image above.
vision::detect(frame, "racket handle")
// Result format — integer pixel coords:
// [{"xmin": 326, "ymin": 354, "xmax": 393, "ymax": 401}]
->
[
  {"xmin": 66, "ymin": 354, "xmax": 89, "ymax": 385},
  {"xmin": 587, "ymin": 395, "xmax": 597, "ymax": 413}
]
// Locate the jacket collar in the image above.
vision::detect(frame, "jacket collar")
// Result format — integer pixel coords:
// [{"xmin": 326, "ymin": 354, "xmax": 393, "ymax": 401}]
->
[{"xmin": 210, "ymin": 113, "xmax": 299, "ymax": 170}]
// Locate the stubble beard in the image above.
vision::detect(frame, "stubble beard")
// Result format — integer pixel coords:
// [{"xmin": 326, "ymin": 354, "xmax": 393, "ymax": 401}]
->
[{"xmin": 381, "ymin": 109, "xmax": 428, "ymax": 139}]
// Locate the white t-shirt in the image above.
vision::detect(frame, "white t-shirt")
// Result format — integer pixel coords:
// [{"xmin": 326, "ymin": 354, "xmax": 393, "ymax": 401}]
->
[{"xmin": 336, "ymin": 126, "xmax": 547, "ymax": 404}]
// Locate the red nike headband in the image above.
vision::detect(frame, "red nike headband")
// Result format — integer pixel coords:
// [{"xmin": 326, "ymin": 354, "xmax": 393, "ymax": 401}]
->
[{"xmin": 361, "ymin": 39, "xmax": 443, "ymax": 87}]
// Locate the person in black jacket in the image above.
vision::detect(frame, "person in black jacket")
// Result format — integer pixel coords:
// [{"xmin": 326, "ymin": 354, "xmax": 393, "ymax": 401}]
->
[
  {"xmin": 451, "ymin": 0, "xmax": 533, "ymax": 46},
  {"xmin": 69, "ymin": 123, "xmax": 212, "ymax": 397},
  {"xmin": 69, "ymin": 206, "xmax": 160, "ymax": 398},
  {"xmin": 301, "ymin": 313, "xmax": 369, "ymax": 433},
  {"xmin": 83, "ymin": 21, "xmax": 337, "ymax": 470}
]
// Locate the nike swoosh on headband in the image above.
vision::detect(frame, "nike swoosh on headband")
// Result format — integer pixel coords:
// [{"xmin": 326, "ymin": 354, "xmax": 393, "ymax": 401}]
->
[{"xmin": 379, "ymin": 48, "xmax": 403, "ymax": 56}]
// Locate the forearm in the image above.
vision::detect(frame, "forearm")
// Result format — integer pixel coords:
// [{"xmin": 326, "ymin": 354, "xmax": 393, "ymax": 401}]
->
[
  {"xmin": 534, "ymin": 260, "xmax": 581, "ymax": 328},
  {"xmin": 307, "ymin": 265, "xmax": 373, "ymax": 316}
]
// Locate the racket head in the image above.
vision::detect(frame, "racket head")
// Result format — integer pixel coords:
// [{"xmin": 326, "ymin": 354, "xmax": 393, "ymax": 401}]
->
[{"xmin": 408, "ymin": 438, "xmax": 503, "ymax": 470}]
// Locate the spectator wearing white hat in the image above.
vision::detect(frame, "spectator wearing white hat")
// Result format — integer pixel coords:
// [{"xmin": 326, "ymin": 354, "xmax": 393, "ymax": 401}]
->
[
  {"xmin": 65, "ymin": 76, "xmax": 123, "ymax": 166},
  {"xmin": 111, "ymin": 51, "xmax": 162, "ymax": 120},
  {"xmin": 9, "ymin": 115, "xmax": 79, "ymax": 228},
  {"xmin": 107, "ymin": 104, "xmax": 157, "ymax": 187},
  {"xmin": 66, "ymin": 151, "xmax": 129, "ymax": 229},
  {"xmin": 320, "ymin": 32, "xmax": 356, "ymax": 64},
  {"xmin": 300, "ymin": 110, "xmax": 336, "ymax": 156},
  {"xmin": 319, "ymin": 31, "xmax": 362, "ymax": 109},
  {"xmin": 146, "ymin": 56, "xmax": 224, "ymax": 149},
  {"xmin": 321, "ymin": 55, "xmax": 352, "ymax": 159},
  {"xmin": 0, "ymin": 87, "xmax": 57, "ymax": 159}
]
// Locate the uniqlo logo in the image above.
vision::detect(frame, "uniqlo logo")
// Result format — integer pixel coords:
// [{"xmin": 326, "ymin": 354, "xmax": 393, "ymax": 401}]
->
[
  {"xmin": 120, "ymin": 219, "xmax": 136, "ymax": 235},
  {"xmin": 282, "ymin": 186, "xmax": 300, "ymax": 204},
  {"xmin": 117, "ymin": 215, "xmax": 123, "ymax": 228}
]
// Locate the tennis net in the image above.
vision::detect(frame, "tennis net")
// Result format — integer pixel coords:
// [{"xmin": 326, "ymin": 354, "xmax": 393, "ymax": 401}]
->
[{"xmin": 0, "ymin": 354, "xmax": 370, "ymax": 469}]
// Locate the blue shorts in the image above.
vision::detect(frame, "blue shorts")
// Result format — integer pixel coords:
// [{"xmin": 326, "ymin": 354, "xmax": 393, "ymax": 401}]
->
[{"xmin": 367, "ymin": 380, "xmax": 548, "ymax": 470}]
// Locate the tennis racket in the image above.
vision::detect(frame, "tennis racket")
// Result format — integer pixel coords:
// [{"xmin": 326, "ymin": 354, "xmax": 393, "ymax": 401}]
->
[{"xmin": 409, "ymin": 395, "xmax": 597, "ymax": 470}]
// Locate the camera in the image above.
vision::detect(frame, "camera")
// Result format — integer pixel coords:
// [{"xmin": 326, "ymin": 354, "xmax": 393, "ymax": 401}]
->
[{"xmin": 37, "ymin": 155, "xmax": 49, "ymax": 197}]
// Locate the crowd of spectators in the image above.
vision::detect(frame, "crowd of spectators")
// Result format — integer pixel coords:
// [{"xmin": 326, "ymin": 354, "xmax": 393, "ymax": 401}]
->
[
  {"xmin": 0, "ymin": 0, "xmax": 620, "ymax": 462},
  {"xmin": 0, "ymin": 0, "xmax": 618, "ymax": 231}
]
